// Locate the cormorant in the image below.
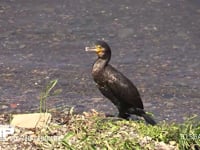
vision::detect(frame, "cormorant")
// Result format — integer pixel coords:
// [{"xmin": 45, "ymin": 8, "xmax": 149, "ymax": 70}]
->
[{"xmin": 85, "ymin": 41, "xmax": 156, "ymax": 125}]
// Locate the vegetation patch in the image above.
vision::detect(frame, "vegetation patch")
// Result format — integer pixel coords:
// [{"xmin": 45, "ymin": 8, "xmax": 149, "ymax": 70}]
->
[
  {"xmin": 0, "ymin": 81, "xmax": 199, "ymax": 149},
  {"xmin": 0, "ymin": 110, "xmax": 199, "ymax": 150}
]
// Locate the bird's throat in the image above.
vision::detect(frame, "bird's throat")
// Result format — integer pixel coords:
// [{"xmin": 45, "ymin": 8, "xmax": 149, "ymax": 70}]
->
[{"xmin": 92, "ymin": 58, "xmax": 108, "ymax": 77}]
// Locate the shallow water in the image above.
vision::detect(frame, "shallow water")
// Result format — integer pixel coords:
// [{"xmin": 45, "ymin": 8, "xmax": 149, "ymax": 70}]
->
[{"xmin": 0, "ymin": 0, "xmax": 199, "ymax": 123}]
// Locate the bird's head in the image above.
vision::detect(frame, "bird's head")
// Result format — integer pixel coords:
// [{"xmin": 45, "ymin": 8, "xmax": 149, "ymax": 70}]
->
[{"xmin": 85, "ymin": 41, "xmax": 111, "ymax": 59}]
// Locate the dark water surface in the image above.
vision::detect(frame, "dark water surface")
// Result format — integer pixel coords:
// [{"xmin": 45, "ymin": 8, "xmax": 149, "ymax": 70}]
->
[{"xmin": 0, "ymin": 0, "xmax": 199, "ymax": 123}]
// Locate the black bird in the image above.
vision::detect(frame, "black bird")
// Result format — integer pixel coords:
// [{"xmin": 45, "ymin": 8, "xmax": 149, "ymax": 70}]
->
[{"xmin": 85, "ymin": 41, "xmax": 156, "ymax": 125}]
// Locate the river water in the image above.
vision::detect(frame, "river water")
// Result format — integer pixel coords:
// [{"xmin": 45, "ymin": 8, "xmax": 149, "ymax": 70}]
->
[{"xmin": 0, "ymin": 0, "xmax": 199, "ymax": 123}]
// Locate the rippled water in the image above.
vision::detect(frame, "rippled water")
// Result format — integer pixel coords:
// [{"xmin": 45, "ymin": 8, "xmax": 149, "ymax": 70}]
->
[{"xmin": 0, "ymin": 0, "xmax": 199, "ymax": 123}]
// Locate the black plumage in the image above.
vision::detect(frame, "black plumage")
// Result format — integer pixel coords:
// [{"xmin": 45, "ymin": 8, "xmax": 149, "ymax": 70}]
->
[{"xmin": 85, "ymin": 41, "xmax": 156, "ymax": 125}]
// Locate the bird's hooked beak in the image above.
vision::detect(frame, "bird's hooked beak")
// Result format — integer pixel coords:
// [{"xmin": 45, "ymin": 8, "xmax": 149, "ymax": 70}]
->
[
  {"xmin": 85, "ymin": 46, "xmax": 97, "ymax": 52},
  {"xmin": 85, "ymin": 45, "xmax": 104, "ymax": 55}
]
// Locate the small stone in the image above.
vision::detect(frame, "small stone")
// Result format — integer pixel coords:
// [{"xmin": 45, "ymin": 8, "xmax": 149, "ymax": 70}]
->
[
  {"xmin": 1, "ymin": 105, "xmax": 8, "ymax": 109},
  {"xmin": 11, "ymin": 113, "xmax": 51, "ymax": 129},
  {"xmin": 23, "ymin": 131, "xmax": 34, "ymax": 135},
  {"xmin": 19, "ymin": 44, "xmax": 26, "ymax": 49},
  {"xmin": 169, "ymin": 141, "xmax": 176, "ymax": 146},
  {"xmin": 155, "ymin": 141, "xmax": 176, "ymax": 150},
  {"xmin": 140, "ymin": 136, "xmax": 152, "ymax": 145}
]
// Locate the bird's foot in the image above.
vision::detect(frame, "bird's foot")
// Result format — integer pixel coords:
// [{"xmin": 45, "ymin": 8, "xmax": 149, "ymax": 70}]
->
[{"xmin": 118, "ymin": 113, "xmax": 131, "ymax": 120}]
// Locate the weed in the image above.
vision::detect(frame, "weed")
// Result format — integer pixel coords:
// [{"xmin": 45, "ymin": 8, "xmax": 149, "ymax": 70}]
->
[{"xmin": 39, "ymin": 79, "xmax": 58, "ymax": 113}]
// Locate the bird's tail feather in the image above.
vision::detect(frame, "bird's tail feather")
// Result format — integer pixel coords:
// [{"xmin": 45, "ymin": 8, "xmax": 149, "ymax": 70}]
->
[
  {"xmin": 127, "ymin": 108, "xmax": 157, "ymax": 125},
  {"xmin": 141, "ymin": 113, "xmax": 156, "ymax": 125}
]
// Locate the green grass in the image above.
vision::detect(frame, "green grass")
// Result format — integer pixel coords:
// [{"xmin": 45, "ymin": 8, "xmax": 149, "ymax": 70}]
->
[
  {"xmin": 35, "ymin": 80, "xmax": 200, "ymax": 149},
  {"xmin": 178, "ymin": 115, "xmax": 200, "ymax": 150},
  {"xmin": 34, "ymin": 110, "xmax": 200, "ymax": 150},
  {"xmin": 39, "ymin": 79, "xmax": 58, "ymax": 113}
]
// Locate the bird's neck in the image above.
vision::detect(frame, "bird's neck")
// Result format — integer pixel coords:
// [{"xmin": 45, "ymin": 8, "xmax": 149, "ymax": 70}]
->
[{"xmin": 92, "ymin": 58, "xmax": 109, "ymax": 76}]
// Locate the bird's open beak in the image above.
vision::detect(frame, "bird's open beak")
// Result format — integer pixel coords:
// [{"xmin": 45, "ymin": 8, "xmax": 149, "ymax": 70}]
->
[{"xmin": 85, "ymin": 46, "xmax": 97, "ymax": 52}]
